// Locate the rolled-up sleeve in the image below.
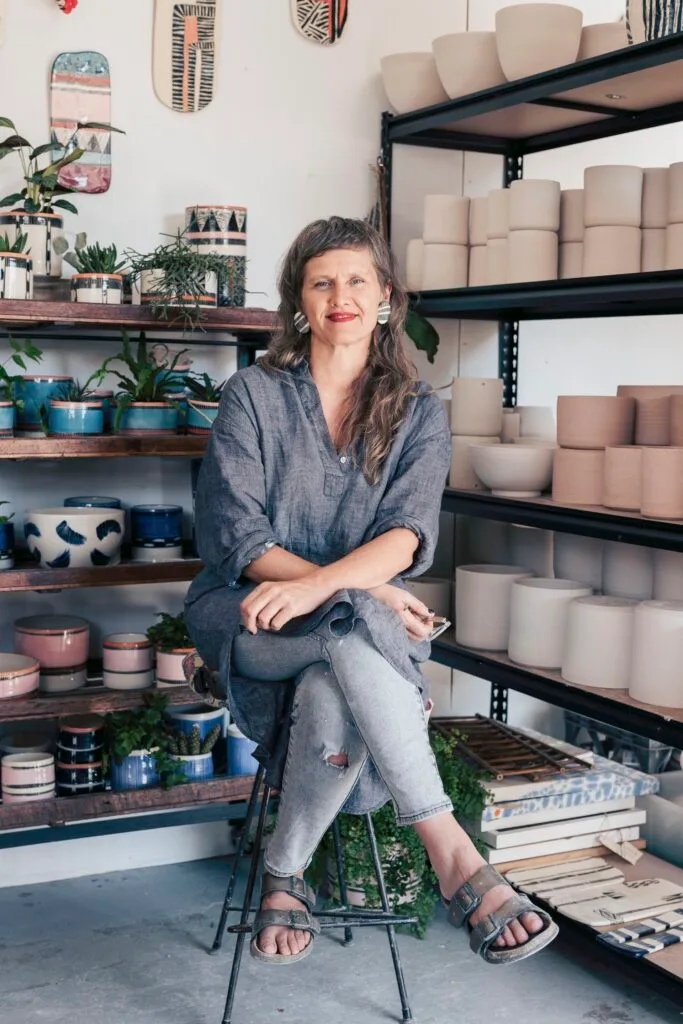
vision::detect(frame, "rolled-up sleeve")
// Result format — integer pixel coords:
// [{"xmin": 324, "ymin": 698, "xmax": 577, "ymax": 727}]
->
[
  {"xmin": 195, "ymin": 375, "xmax": 278, "ymax": 586},
  {"xmin": 363, "ymin": 394, "xmax": 452, "ymax": 578}
]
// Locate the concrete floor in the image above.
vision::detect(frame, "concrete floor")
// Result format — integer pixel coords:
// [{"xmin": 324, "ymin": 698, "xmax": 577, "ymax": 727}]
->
[{"xmin": 0, "ymin": 857, "xmax": 680, "ymax": 1024}]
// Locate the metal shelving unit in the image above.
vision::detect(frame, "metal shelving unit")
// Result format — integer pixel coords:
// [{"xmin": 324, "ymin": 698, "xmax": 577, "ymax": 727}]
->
[{"xmin": 382, "ymin": 35, "xmax": 683, "ymax": 1005}]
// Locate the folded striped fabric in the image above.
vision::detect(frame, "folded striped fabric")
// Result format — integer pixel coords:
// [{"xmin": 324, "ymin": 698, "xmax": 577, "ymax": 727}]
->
[{"xmin": 597, "ymin": 909, "xmax": 683, "ymax": 957}]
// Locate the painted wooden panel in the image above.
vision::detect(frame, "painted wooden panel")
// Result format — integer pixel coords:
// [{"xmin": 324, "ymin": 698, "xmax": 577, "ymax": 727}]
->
[
  {"xmin": 291, "ymin": 0, "xmax": 348, "ymax": 45},
  {"xmin": 627, "ymin": 0, "xmax": 683, "ymax": 42},
  {"xmin": 50, "ymin": 51, "xmax": 112, "ymax": 194},
  {"xmin": 153, "ymin": 0, "xmax": 218, "ymax": 113}
]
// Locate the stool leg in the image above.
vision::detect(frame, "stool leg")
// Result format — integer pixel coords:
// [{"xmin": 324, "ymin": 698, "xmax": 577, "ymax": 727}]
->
[
  {"xmin": 332, "ymin": 818, "xmax": 354, "ymax": 946},
  {"xmin": 212, "ymin": 766, "xmax": 266, "ymax": 953},
  {"xmin": 221, "ymin": 780, "xmax": 273, "ymax": 1024},
  {"xmin": 364, "ymin": 813, "xmax": 413, "ymax": 1023}
]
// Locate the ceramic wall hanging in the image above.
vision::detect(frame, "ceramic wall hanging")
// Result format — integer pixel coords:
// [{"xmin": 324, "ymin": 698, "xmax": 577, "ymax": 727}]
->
[
  {"xmin": 602, "ymin": 541, "xmax": 654, "ymax": 601},
  {"xmin": 562, "ymin": 596, "xmax": 636, "ymax": 690},
  {"xmin": 495, "ymin": 4, "xmax": 583, "ymax": 80},
  {"xmin": 153, "ymin": 0, "xmax": 218, "ymax": 113},
  {"xmin": 508, "ymin": 578, "xmax": 593, "ymax": 670},
  {"xmin": 630, "ymin": 601, "xmax": 683, "ymax": 708},
  {"xmin": 292, "ymin": 0, "xmax": 348, "ymax": 45},
  {"xmin": 380, "ymin": 54, "xmax": 447, "ymax": 114},
  {"xmin": 456, "ymin": 565, "xmax": 534, "ymax": 651},
  {"xmin": 432, "ymin": 32, "xmax": 505, "ymax": 100},
  {"xmin": 185, "ymin": 205, "xmax": 247, "ymax": 306},
  {"xmin": 627, "ymin": 0, "xmax": 683, "ymax": 42},
  {"xmin": 50, "ymin": 52, "xmax": 112, "ymax": 194}
]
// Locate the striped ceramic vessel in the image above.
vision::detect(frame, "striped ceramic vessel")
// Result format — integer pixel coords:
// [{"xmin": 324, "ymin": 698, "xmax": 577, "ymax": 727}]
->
[
  {"xmin": 185, "ymin": 205, "xmax": 246, "ymax": 307},
  {"xmin": 0, "ymin": 253, "xmax": 33, "ymax": 299},
  {"xmin": 71, "ymin": 273, "xmax": 123, "ymax": 304},
  {"xmin": 140, "ymin": 269, "xmax": 217, "ymax": 309},
  {"xmin": 0, "ymin": 401, "xmax": 15, "ymax": 437},
  {"xmin": 627, "ymin": 0, "xmax": 683, "ymax": 40},
  {"xmin": 48, "ymin": 400, "xmax": 104, "ymax": 437},
  {"xmin": 0, "ymin": 212, "xmax": 64, "ymax": 277}
]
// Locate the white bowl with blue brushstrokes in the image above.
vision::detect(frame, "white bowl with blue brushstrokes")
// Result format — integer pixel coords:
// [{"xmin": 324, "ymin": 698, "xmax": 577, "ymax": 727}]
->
[{"xmin": 24, "ymin": 507, "xmax": 125, "ymax": 569}]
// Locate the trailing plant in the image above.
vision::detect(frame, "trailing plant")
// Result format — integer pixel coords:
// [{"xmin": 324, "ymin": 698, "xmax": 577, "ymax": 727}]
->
[
  {"xmin": 185, "ymin": 372, "xmax": 226, "ymax": 403},
  {"xmin": 60, "ymin": 240, "xmax": 127, "ymax": 275},
  {"xmin": 105, "ymin": 693, "xmax": 186, "ymax": 789},
  {"xmin": 146, "ymin": 610, "xmax": 194, "ymax": 652},
  {"xmin": 0, "ymin": 116, "xmax": 124, "ymax": 215},
  {"xmin": 166, "ymin": 723, "xmax": 221, "ymax": 756},
  {"xmin": 308, "ymin": 727, "xmax": 488, "ymax": 937},
  {"xmin": 0, "ymin": 501, "xmax": 14, "ymax": 525},
  {"xmin": 0, "ymin": 337, "xmax": 43, "ymax": 402},
  {"xmin": 0, "ymin": 231, "xmax": 29, "ymax": 254},
  {"xmin": 98, "ymin": 332, "xmax": 188, "ymax": 429}
]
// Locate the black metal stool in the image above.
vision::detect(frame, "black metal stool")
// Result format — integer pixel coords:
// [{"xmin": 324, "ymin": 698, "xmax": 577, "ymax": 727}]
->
[{"xmin": 210, "ymin": 765, "xmax": 415, "ymax": 1023}]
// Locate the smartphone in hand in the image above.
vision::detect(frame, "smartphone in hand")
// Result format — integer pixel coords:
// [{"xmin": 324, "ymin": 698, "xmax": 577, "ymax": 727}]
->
[{"xmin": 428, "ymin": 616, "xmax": 451, "ymax": 641}]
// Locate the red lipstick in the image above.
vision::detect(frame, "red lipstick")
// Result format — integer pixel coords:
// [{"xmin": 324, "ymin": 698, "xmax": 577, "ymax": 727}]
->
[{"xmin": 328, "ymin": 313, "xmax": 357, "ymax": 323}]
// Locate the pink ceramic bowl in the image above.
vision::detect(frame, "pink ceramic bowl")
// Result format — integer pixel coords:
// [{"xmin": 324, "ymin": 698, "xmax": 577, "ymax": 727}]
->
[
  {"xmin": 14, "ymin": 614, "xmax": 89, "ymax": 670},
  {"xmin": 103, "ymin": 633, "xmax": 153, "ymax": 672},
  {"xmin": 0, "ymin": 653, "xmax": 40, "ymax": 699},
  {"xmin": 2, "ymin": 785, "xmax": 56, "ymax": 803},
  {"xmin": 1, "ymin": 751, "xmax": 55, "ymax": 788}
]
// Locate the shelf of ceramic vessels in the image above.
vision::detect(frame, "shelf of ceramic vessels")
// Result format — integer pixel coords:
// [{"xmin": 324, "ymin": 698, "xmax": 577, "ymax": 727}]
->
[
  {"xmin": 0, "ymin": 552, "xmax": 202, "ymax": 593},
  {"xmin": 0, "ymin": 435, "xmax": 208, "ymax": 460},
  {"xmin": 0, "ymin": 683, "xmax": 198, "ymax": 724},
  {"xmin": 431, "ymin": 631, "xmax": 683, "ymax": 747},
  {"xmin": 442, "ymin": 488, "xmax": 683, "ymax": 552},
  {"xmin": 384, "ymin": 35, "xmax": 683, "ymax": 155}
]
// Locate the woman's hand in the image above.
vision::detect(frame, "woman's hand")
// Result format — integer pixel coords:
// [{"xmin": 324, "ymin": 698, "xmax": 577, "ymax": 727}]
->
[
  {"xmin": 240, "ymin": 577, "xmax": 332, "ymax": 634},
  {"xmin": 369, "ymin": 583, "xmax": 434, "ymax": 642}
]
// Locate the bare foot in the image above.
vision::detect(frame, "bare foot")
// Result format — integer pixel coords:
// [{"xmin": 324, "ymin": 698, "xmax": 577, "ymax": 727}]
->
[
  {"xmin": 256, "ymin": 882, "xmax": 312, "ymax": 958},
  {"xmin": 441, "ymin": 849, "xmax": 544, "ymax": 949}
]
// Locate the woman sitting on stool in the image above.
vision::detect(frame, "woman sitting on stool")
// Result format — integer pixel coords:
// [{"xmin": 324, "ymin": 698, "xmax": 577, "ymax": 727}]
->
[{"xmin": 185, "ymin": 215, "xmax": 558, "ymax": 966}]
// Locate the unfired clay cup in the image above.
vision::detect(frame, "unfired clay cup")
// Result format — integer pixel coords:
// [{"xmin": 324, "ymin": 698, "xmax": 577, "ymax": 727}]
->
[
  {"xmin": 583, "ymin": 227, "xmax": 641, "ymax": 276},
  {"xmin": 469, "ymin": 197, "xmax": 489, "ymax": 246},
  {"xmin": 422, "ymin": 244, "xmax": 468, "ymax": 290},
  {"xmin": 487, "ymin": 189, "xmax": 510, "ymax": 239},
  {"xmin": 380, "ymin": 53, "xmax": 448, "ymax": 114},
  {"xmin": 508, "ymin": 578, "xmax": 593, "ymax": 670},
  {"xmin": 560, "ymin": 242, "xmax": 583, "ymax": 279},
  {"xmin": 560, "ymin": 189, "xmax": 584, "ymax": 242},
  {"xmin": 432, "ymin": 32, "xmax": 506, "ymax": 99},
  {"xmin": 641, "ymin": 447, "xmax": 683, "ymax": 519},
  {"xmin": 508, "ymin": 179, "xmax": 561, "ymax": 232},
  {"xmin": 508, "ymin": 230, "xmax": 559, "ymax": 283},
  {"xmin": 556, "ymin": 395, "xmax": 635, "ymax": 449},
  {"xmin": 552, "ymin": 448, "xmax": 604, "ymax": 505},
  {"xmin": 642, "ymin": 168, "xmax": 669, "ymax": 229},
  {"xmin": 468, "ymin": 246, "xmax": 488, "ymax": 287},
  {"xmin": 423, "ymin": 195, "xmax": 469, "ymax": 245},
  {"xmin": 495, "ymin": 4, "xmax": 583, "ymax": 81},
  {"xmin": 603, "ymin": 446, "xmax": 642, "ymax": 511},
  {"xmin": 630, "ymin": 602, "xmax": 683, "ymax": 708},
  {"xmin": 450, "ymin": 378, "xmax": 504, "ymax": 436},
  {"xmin": 449, "ymin": 436, "xmax": 501, "ymax": 489},
  {"xmin": 562, "ymin": 596, "xmax": 636, "ymax": 689},
  {"xmin": 583, "ymin": 165, "xmax": 643, "ymax": 227},
  {"xmin": 456, "ymin": 565, "xmax": 534, "ymax": 651},
  {"xmin": 642, "ymin": 229, "xmax": 666, "ymax": 272},
  {"xmin": 577, "ymin": 22, "xmax": 628, "ymax": 60},
  {"xmin": 405, "ymin": 239, "xmax": 424, "ymax": 291},
  {"xmin": 486, "ymin": 238, "xmax": 508, "ymax": 285}
]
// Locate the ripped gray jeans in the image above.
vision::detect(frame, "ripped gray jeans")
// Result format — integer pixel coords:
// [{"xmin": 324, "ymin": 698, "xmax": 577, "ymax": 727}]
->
[{"xmin": 232, "ymin": 627, "xmax": 453, "ymax": 878}]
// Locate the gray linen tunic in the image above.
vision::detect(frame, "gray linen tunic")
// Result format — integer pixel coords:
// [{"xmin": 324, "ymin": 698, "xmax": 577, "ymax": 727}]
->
[{"xmin": 185, "ymin": 359, "xmax": 451, "ymax": 812}]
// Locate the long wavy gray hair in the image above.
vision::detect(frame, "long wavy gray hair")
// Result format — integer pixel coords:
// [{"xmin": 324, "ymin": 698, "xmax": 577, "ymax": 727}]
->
[{"xmin": 260, "ymin": 216, "xmax": 418, "ymax": 485}]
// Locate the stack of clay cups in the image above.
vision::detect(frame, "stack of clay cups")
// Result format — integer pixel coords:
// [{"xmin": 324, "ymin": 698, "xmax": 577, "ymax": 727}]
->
[
  {"xmin": 486, "ymin": 188, "xmax": 509, "ymax": 285},
  {"xmin": 583, "ymin": 166, "xmax": 643, "ymax": 277},
  {"xmin": 421, "ymin": 195, "xmax": 469, "ymax": 290},
  {"xmin": 642, "ymin": 168, "xmax": 668, "ymax": 271},
  {"xmin": 448, "ymin": 378, "xmax": 503, "ymax": 489},
  {"xmin": 553, "ymin": 395, "xmax": 635, "ymax": 506},
  {"xmin": 469, "ymin": 197, "xmax": 488, "ymax": 287},
  {"xmin": 559, "ymin": 189, "xmax": 584, "ymax": 278},
  {"xmin": 667, "ymin": 163, "xmax": 683, "ymax": 270},
  {"xmin": 103, "ymin": 633, "xmax": 155, "ymax": 692},
  {"xmin": 507, "ymin": 179, "xmax": 560, "ymax": 283}
]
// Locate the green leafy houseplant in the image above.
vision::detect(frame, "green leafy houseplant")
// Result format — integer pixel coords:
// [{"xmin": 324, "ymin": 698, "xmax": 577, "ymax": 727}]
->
[
  {"xmin": 146, "ymin": 611, "xmax": 193, "ymax": 652},
  {"xmin": 166, "ymin": 723, "xmax": 221, "ymax": 756},
  {"xmin": 0, "ymin": 231, "xmax": 29, "ymax": 254},
  {"xmin": 0, "ymin": 115, "xmax": 125, "ymax": 215},
  {"xmin": 0, "ymin": 337, "xmax": 43, "ymax": 401},
  {"xmin": 61, "ymin": 241, "xmax": 127, "ymax": 275},
  {"xmin": 105, "ymin": 693, "xmax": 186, "ymax": 789},
  {"xmin": 98, "ymin": 332, "xmax": 188, "ymax": 430},
  {"xmin": 184, "ymin": 372, "xmax": 225, "ymax": 403},
  {"xmin": 0, "ymin": 501, "xmax": 14, "ymax": 525},
  {"xmin": 308, "ymin": 728, "xmax": 488, "ymax": 937},
  {"xmin": 52, "ymin": 371, "xmax": 105, "ymax": 403}
]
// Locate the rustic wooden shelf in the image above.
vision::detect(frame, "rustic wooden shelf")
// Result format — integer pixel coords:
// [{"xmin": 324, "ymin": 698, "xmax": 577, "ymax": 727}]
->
[
  {"xmin": 0, "ymin": 434, "xmax": 208, "ymax": 461},
  {"xmin": 0, "ymin": 683, "xmax": 199, "ymax": 724},
  {"xmin": 0, "ymin": 554, "xmax": 203, "ymax": 593},
  {"xmin": 0, "ymin": 300, "xmax": 278, "ymax": 334}
]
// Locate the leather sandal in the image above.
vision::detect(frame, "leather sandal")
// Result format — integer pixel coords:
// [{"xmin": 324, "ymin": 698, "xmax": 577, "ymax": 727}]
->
[
  {"xmin": 250, "ymin": 873, "xmax": 320, "ymax": 966},
  {"xmin": 444, "ymin": 864, "xmax": 559, "ymax": 965}
]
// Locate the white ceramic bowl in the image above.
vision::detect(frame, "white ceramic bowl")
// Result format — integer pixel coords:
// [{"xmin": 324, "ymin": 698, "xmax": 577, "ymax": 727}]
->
[
  {"xmin": 470, "ymin": 443, "xmax": 555, "ymax": 497},
  {"xmin": 0, "ymin": 653, "xmax": 40, "ymax": 700},
  {"xmin": 24, "ymin": 507, "xmax": 125, "ymax": 570},
  {"xmin": 380, "ymin": 53, "xmax": 448, "ymax": 114}
]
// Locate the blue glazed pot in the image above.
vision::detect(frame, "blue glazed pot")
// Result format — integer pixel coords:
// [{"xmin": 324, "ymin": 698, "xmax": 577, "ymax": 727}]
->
[
  {"xmin": 110, "ymin": 750, "xmax": 160, "ymax": 792},
  {"xmin": 0, "ymin": 401, "xmax": 15, "ymax": 437},
  {"xmin": 14, "ymin": 376, "xmax": 74, "ymax": 431},
  {"xmin": 48, "ymin": 401, "xmax": 104, "ymax": 437},
  {"xmin": 167, "ymin": 704, "xmax": 225, "ymax": 742},
  {"xmin": 228, "ymin": 726, "xmax": 259, "ymax": 776},
  {"xmin": 92, "ymin": 390, "xmax": 114, "ymax": 431},
  {"xmin": 187, "ymin": 400, "xmax": 219, "ymax": 435},
  {"xmin": 164, "ymin": 392, "xmax": 188, "ymax": 431},
  {"xmin": 0, "ymin": 521, "xmax": 14, "ymax": 569},
  {"xmin": 64, "ymin": 496, "xmax": 122, "ymax": 509},
  {"xmin": 115, "ymin": 402, "xmax": 179, "ymax": 435},
  {"xmin": 173, "ymin": 752, "xmax": 214, "ymax": 782},
  {"xmin": 131, "ymin": 504, "xmax": 183, "ymax": 548}
]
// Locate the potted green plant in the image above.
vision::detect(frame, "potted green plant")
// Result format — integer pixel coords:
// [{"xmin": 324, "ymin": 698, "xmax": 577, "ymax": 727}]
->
[
  {"xmin": 98, "ymin": 332, "xmax": 188, "ymax": 435},
  {"xmin": 0, "ymin": 115, "xmax": 124, "ymax": 278},
  {"xmin": 0, "ymin": 501, "xmax": 15, "ymax": 569},
  {"xmin": 106, "ymin": 693, "xmax": 186, "ymax": 792},
  {"xmin": 147, "ymin": 611, "xmax": 197, "ymax": 687},
  {"xmin": 47, "ymin": 372, "xmax": 106, "ymax": 438},
  {"xmin": 126, "ymin": 231, "xmax": 229, "ymax": 329},
  {"xmin": 0, "ymin": 336, "xmax": 43, "ymax": 436},
  {"xmin": 0, "ymin": 230, "xmax": 32, "ymax": 301},
  {"xmin": 58, "ymin": 240, "xmax": 128, "ymax": 305},
  {"xmin": 185, "ymin": 372, "xmax": 225, "ymax": 435},
  {"xmin": 166, "ymin": 721, "xmax": 221, "ymax": 781}
]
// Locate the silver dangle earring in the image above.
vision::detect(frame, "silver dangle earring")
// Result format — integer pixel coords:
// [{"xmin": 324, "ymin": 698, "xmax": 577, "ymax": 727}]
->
[
  {"xmin": 293, "ymin": 311, "xmax": 311, "ymax": 334},
  {"xmin": 377, "ymin": 300, "xmax": 391, "ymax": 325}
]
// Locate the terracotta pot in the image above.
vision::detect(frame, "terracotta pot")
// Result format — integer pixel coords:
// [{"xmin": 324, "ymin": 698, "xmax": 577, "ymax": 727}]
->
[
  {"xmin": 501, "ymin": 409, "xmax": 521, "ymax": 442},
  {"xmin": 380, "ymin": 53, "xmax": 448, "ymax": 114},
  {"xmin": 432, "ymin": 32, "xmax": 506, "ymax": 100},
  {"xmin": 577, "ymin": 22, "xmax": 629, "ymax": 60},
  {"xmin": 469, "ymin": 197, "xmax": 489, "ymax": 246},
  {"xmin": 636, "ymin": 397, "xmax": 672, "ymax": 445},
  {"xmin": 641, "ymin": 447, "xmax": 683, "ymax": 519},
  {"xmin": 423, "ymin": 195, "xmax": 469, "ymax": 245},
  {"xmin": 665, "ymin": 223, "xmax": 683, "ymax": 270},
  {"xmin": 553, "ymin": 533, "xmax": 604, "ymax": 590},
  {"xmin": 642, "ymin": 228, "xmax": 666, "ymax": 272},
  {"xmin": 422, "ymin": 244, "xmax": 468, "ymax": 290},
  {"xmin": 508, "ymin": 230, "xmax": 558, "ymax": 283},
  {"xmin": 450, "ymin": 378, "xmax": 503, "ymax": 436},
  {"xmin": 560, "ymin": 189, "xmax": 584, "ymax": 243},
  {"xmin": 630, "ymin": 601, "xmax": 683, "ymax": 709},
  {"xmin": 559, "ymin": 242, "xmax": 583, "ymax": 279},
  {"xmin": 486, "ymin": 238, "xmax": 508, "ymax": 285},
  {"xmin": 508, "ymin": 179, "xmax": 561, "ymax": 232},
  {"xmin": 583, "ymin": 226, "xmax": 641, "ymax": 276},
  {"xmin": 468, "ymin": 246, "xmax": 488, "ymax": 287},
  {"xmin": 509, "ymin": 525, "xmax": 554, "ymax": 577},
  {"xmin": 487, "ymin": 189, "xmax": 509, "ymax": 239},
  {"xmin": 517, "ymin": 405, "xmax": 556, "ymax": 440},
  {"xmin": 583, "ymin": 165, "xmax": 643, "ymax": 228},
  {"xmin": 552, "ymin": 449, "xmax": 604, "ymax": 505},
  {"xmin": 405, "ymin": 239, "xmax": 424, "ymax": 291},
  {"xmin": 654, "ymin": 550, "xmax": 683, "ymax": 601},
  {"xmin": 508, "ymin": 578, "xmax": 593, "ymax": 670},
  {"xmin": 602, "ymin": 541, "xmax": 654, "ymax": 600},
  {"xmin": 642, "ymin": 168, "xmax": 669, "ymax": 229},
  {"xmin": 562, "ymin": 596, "xmax": 636, "ymax": 689},
  {"xmin": 403, "ymin": 576, "xmax": 451, "ymax": 618},
  {"xmin": 556, "ymin": 395, "xmax": 635, "ymax": 449},
  {"xmin": 667, "ymin": 162, "xmax": 683, "ymax": 224},
  {"xmin": 456, "ymin": 565, "xmax": 534, "ymax": 651},
  {"xmin": 470, "ymin": 443, "xmax": 555, "ymax": 497},
  {"xmin": 495, "ymin": 4, "xmax": 583, "ymax": 81},
  {"xmin": 603, "ymin": 446, "xmax": 642, "ymax": 511},
  {"xmin": 449, "ymin": 436, "xmax": 501, "ymax": 490},
  {"xmin": 670, "ymin": 396, "xmax": 683, "ymax": 445}
]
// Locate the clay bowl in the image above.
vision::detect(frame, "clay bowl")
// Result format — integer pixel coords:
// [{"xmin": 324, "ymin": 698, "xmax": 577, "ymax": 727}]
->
[
  {"xmin": 556, "ymin": 396, "xmax": 635, "ymax": 449},
  {"xmin": 380, "ymin": 53, "xmax": 448, "ymax": 114},
  {"xmin": 433, "ymin": 32, "xmax": 506, "ymax": 100},
  {"xmin": 469, "ymin": 443, "xmax": 555, "ymax": 498},
  {"xmin": 495, "ymin": 4, "xmax": 583, "ymax": 81},
  {"xmin": 0, "ymin": 653, "xmax": 40, "ymax": 700}
]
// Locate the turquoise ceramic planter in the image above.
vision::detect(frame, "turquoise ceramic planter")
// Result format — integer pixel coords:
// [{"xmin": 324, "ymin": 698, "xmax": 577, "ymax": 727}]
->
[
  {"xmin": 92, "ymin": 390, "xmax": 114, "ymax": 431},
  {"xmin": 14, "ymin": 376, "xmax": 74, "ymax": 431},
  {"xmin": 48, "ymin": 401, "xmax": 104, "ymax": 437},
  {"xmin": 187, "ymin": 400, "xmax": 219, "ymax": 435},
  {"xmin": 115, "ymin": 402, "xmax": 179, "ymax": 435},
  {"xmin": 0, "ymin": 401, "xmax": 15, "ymax": 437},
  {"xmin": 164, "ymin": 392, "xmax": 188, "ymax": 430}
]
